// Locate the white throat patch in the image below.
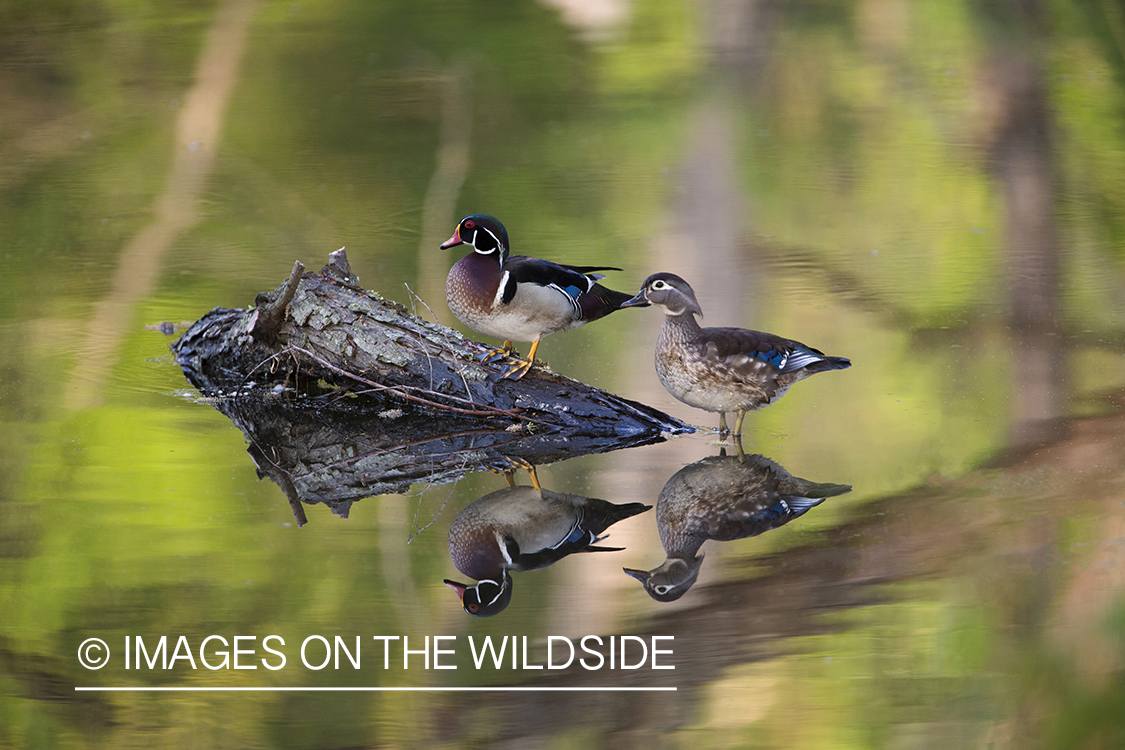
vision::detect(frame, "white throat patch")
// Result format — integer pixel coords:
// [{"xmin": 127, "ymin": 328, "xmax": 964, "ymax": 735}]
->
[{"xmin": 493, "ymin": 270, "xmax": 510, "ymax": 308}]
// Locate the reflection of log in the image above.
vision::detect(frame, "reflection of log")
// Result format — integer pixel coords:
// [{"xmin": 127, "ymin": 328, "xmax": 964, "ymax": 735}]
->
[
  {"xmin": 223, "ymin": 394, "xmax": 673, "ymax": 525},
  {"xmin": 172, "ymin": 250, "xmax": 691, "ymax": 522}
]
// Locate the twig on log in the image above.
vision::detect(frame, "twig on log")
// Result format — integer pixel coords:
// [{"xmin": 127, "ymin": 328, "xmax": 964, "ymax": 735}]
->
[
  {"xmin": 246, "ymin": 260, "xmax": 304, "ymax": 344},
  {"xmin": 284, "ymin": 345, "xmax": 543, "ymax": 423}
]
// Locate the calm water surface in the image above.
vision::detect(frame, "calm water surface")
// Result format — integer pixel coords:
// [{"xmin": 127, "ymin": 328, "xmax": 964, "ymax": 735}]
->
[{"xmin": 2, "ymin": 0, "xmax": 1125, "ymax": 748}]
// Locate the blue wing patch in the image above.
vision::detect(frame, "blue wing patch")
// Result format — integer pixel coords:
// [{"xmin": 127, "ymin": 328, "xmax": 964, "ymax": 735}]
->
[
  {"xmin": 754, "ymin": 346, "xmax": 823, "ymax": 372},
  {"xmin": 755, "ymin": 349, "xmax": 789, "ymax": 369},
  {"xmin": 547, "ymin": 283, "xmax": 583, "ymax": 316},
  {"xmin": 564, "ymin": 524, "xmax": 587, "ymax": 545},
  {"xmin": 551, "ymin": 520, "xmax": 588, "ymax": 550}
]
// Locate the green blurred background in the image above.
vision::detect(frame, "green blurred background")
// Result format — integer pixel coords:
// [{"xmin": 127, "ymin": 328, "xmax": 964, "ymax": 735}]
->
[{"xmin": 2, "ymin": 0, "xmax": 1124, "ymax": 747}]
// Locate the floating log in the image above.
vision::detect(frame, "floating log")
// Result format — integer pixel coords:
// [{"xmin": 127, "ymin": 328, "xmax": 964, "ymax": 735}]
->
[{"xmin": 171, "ymin": 250, "xmax": 693, "ymax": 521}]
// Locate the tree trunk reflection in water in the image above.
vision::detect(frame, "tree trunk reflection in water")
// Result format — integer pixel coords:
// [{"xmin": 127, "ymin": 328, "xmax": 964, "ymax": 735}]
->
[
  {"xmin": 416, "ymin": 63, "xmax": 473, "ymax": 323},
  {"xmin": 605, "ymin": 0, "xmax": 767, "ymax": 632},
  {"xmin": 984, "ymin": 0, "xmax": 1068, "ymax": 450},
  {"xmin": 64, "ymin": 0, "xmax": 258, "ymax": 409}
]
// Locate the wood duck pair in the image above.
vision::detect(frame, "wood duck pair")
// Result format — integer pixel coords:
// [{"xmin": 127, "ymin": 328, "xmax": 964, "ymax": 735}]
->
[
  {"xmin": 444, "ymin": 468, "xmax": 650, "ymax": 616},
  {"xmin": 441, "ymin": 216, "xmax": 850, "ymax": 433},
  {"xmin": 624, "ymin": 453, "xmax": 851, "ymax": 602}
]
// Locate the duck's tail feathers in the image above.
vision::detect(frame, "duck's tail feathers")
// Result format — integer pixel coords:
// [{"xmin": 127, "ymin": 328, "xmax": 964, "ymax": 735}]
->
[
  {"xmin": 809, "ymin": 355, "xmax": 851, "ymax": 373},
  {"xmin": 579, "ymin": 285, "xmax": 638, "ymax": 322},
  {"xmin": 581, "ymin": 500, "xmax": 652, "ymax": 535}
]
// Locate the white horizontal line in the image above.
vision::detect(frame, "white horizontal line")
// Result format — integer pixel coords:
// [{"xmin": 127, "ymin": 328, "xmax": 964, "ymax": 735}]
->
[{"xmin": 75, "ymin": 686, "xmax": 676, "ymax": 692}]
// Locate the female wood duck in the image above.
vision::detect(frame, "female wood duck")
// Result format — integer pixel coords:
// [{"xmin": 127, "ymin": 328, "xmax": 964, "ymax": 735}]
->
[
  {"xmin": 444, "ymin": 483, "xmax": 650, "ymax": 616},
  {"xmin": 624, "ymin": 453, "xmax": 850, "ymax": 602},
  {"xmin": 620, "ymin": 273, "xmax": 851, "ymax": 437},
  {"xmin": 441, "ymin": 214, "xmax": 635, "ymax": 379}
]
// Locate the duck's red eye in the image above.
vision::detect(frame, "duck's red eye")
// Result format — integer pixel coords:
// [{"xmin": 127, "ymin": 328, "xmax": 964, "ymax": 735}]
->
[
  {"xmin": 464, "ymin": 220, "xmax": 475, "ymax": 229},
  {"xmin": 468, "ymin": 603, "xmax": 479, "ymax": 612}
]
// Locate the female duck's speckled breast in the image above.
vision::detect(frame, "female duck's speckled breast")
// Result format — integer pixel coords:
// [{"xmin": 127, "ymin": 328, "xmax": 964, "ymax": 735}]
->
[{"xmin": 654, "ymin": 315, "xmax": 773, "ymax": 414}]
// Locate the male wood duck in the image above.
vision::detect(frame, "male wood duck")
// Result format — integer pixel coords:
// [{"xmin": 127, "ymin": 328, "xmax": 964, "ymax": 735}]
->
[
  {"xmin": 441, "ymin": 214, "xmax": 635, "ymax": 379},
  {"xmin": 621, "ymin": 273, "xmax": 851, "ymax": 437},
  {"xmin": 624, "ymin": 453, "xmax": 850, "ymax": 602},
  {"xmin": 444, "ymin": 483, "xmax": 651, "ymax": 616}
]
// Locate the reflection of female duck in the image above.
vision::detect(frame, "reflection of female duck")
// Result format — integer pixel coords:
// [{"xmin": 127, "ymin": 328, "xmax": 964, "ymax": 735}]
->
[
  {"xmin": 624, "ymin": 454, "xmax": 850, "ymax": 602},
  {"xmin": 445, "ymin": 484, "xmax": 650, "ymax": 616}
]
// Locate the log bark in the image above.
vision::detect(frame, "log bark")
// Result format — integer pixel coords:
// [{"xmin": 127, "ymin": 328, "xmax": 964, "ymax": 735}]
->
[{"xmin": 171, "ymin": 250, "xmax": 693, "ymax": 521}]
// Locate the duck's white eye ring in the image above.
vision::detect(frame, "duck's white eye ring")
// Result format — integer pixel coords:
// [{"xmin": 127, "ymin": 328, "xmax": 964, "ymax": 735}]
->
[
  {"xmin": 654, "ymin": 585, "xmax": 670, "ymax": 595},
  {"xmin": 652, "ymin": 280, "xmax": 667, "ymax": 290}
]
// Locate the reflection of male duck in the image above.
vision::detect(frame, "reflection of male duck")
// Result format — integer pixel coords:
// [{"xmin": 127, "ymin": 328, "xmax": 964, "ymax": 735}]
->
[
  {"xmin": 445, "ymin": 474, "xmax": 651, "ymax": 616},
  {"xmin": 625, "ymin": 454, "xmax": 850, "ymax": 602}
]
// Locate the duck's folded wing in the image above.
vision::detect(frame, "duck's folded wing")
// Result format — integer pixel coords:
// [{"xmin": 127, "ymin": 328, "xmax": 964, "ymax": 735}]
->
[{"xmin": 700, "ymin": 327, "xmax": 847, "ymax": 376}]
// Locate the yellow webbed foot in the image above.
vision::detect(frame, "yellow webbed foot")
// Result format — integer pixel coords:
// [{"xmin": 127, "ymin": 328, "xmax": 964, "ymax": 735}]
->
[
  {"xmin": 480, "ymin": 340, "xmax": 516, "ymax": 364},
  {"xmin": 500, "ymin": 337, "xmax": 541, "ymax": 380},
  {"xmin": 486, "ymin": 456, "xmax": 541, "ymax": 492},
  {"xmin": 501, "ymin": 357, "xmax": 535, "ymax": 380}
]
